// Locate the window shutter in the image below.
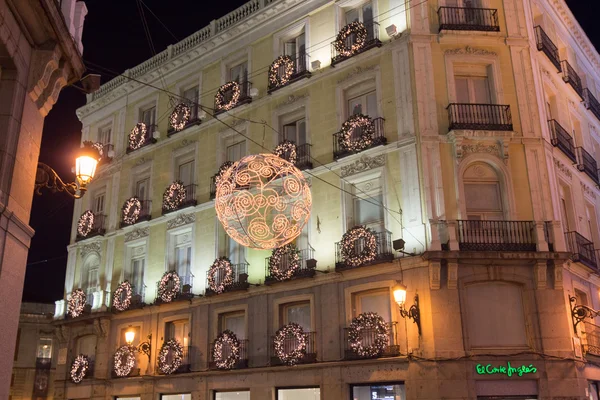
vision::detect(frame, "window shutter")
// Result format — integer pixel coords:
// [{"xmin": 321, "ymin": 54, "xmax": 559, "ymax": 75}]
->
[
  {"xmin": 472, "ymin": 77, "xmax": 491, "ymax": 103},
  {"xmin": 297, "ymin": 119, "xmax": 307, "ymax": 145},
  {"xmin": 455, "ymin": 77, "xmax": 470, "ymax": 103},
  {"xmin": 366, "ymin": 92, "xmax": 377, "ymax": 117},
  {"xmin": 359, "ymin": 291, "xmax": 391, "ymax": 322}
]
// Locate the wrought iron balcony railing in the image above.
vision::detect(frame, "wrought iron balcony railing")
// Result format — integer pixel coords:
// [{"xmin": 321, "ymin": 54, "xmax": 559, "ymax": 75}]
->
[
  {"xmin": 167, "ymin": 103, "xmax": 201, "ymax": 136},
  {"xmin": 576, "ymin": 147, "xmax": 600, "ymax": 184},
  {"xmin": 275, "ymin": 142, "xmax": 313, "ymax": 170},
  {"xmin": 114, "ymin": 282, "xmax": 146, "ymax": 310},
  {"xmin": 447, "ymin": 103, "xmax": 513, "ymax": 131},
  {"xmin": 111, "ymin": 352, "xmax": 140, "ymax": 378},
  {"xmin": 265, "ymin": 247, "xmax": 316, "ymax": 284},
  {"xmin": 561, "ymin": 60, "xmax": 584, "ymax": 99},
  {"xmin": 70, "ymin": 356, "xmax": 94, "ymax": 378},
  {"xmin": 535, "ymin": 26, "xmax": 561, "ymax": 72},
  {"xmin": 99, "ymin": 143, "xmax": 114, "ymax": 164},
  {"xmin": 120, "ymin": 200, "xmax": 152, "ymax": 228},
  {"xmin": 76, "ymin": 213, "xmax": 107, "ymax": 241},
  {"xmin": 162, "ymin": 184, "xmax": 197, "ymax": 214},
  {"xmin": 209, "ymin": 339, "xmax": 249, "ymax": 370},
  {"xmin": 126, "ymin": 124, "xmax": 157, "ymax": 154},
  {"xmin": 267, "ymin": 53, "xmax": 311, "ymax": 93},
  {"xmin": 157, "ymin": 345, "xmax": 192, "ymax": 374},
  {"xmin": 343, "ymin": 322, "xmax": 400, "ymax": 360},
  {"xmin": 437, "ymin": 7, "xmax": 499, "ymax": 32},
  {"xmin": 35, "ymin": 357, "xmax": 52, "ymax": 369},
  {"xmin": 270, "ymin": 331, "xmax": 317, "ymax": 365},
  {"xmin": 331, "ymin": 21, "xmax": 381, "ymax": 66},
  {"xmin": 565, "ymin": 231, "xmax": 597, "ymax": 270},
  {"xmin": 155, "ymin": 273, "xmax": 194, "ymax": 303},
  {"xmin": 335, "ymin": 229, "xmax": 394, "ymax": 271},
  {"xmin": 582, "ymin": 320, "xmax": 600, "ymax": 357},
  {"xmin": 544, "ymin": 221, "xmax": 554, "ymax": 252},
  {"xmin": 456, "ymin": 220, "xmax": 537, "ymax": 251},
  {"xmin": 333, "ymin": 117, "xmax": 386, "ymax": 160},
  {"xmin": 214, "ymin": 80, "xmax": 253, "ymax": 115},
  {"xmin": 584, "ymin": 89, "xmax": 600, "ymax": 123},
  {"xmin": 548, "ymin": 119, "xmax": 577, "ymax": 163},
  {"xmin": 205, "ymin": 262, "xmax": 250, "ymax": 295}
]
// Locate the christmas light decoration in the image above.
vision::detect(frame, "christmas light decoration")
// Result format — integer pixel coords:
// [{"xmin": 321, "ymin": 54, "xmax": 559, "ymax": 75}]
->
[
  {"xmin": 347, "ymin": 312, "xmax": 389, "ymax": 358},
  {"xmin": 128, "ymin": 122, "xmax": 148, "ymax": 150},
  {"xmin": 158, "ymin": 339, "xmax": 183, "ymax": 374},
  {"xmin": 334, "ymin": 21, "xmax": 368, "ymax": 57},
  {"xmin": 215, "ymin": 161, "xmax": 234, "ymax": 186},
  {"xmin": 269, "ymin": 243, "xmax": 301, "ymax": 281},
  {"xmin": 77, "ymin": 210, "xmax": 95, "ymax": 237},
  {"xmin": 212, "ymin": 330, "xmax": 241, "ymax": 370},
  {"xmin": 169, "ymin": 103, "xmax": 191, "ymax": 132},
  {"xmin": 112, "ymin": 281, "xmax": 133, "ymax": 312},
  {"xmin": 70, "ymin": 354, "xmax": 89, "ymax": 383},
  {"xmin": 215, "ymin": 154, "xmax": 312, "ymax": 250},
  {"xmin": 162, "ymin": 180, "xmax": 187, "ymax": 212},
  {"xmin": 273, "ymin": 322, "xmax": 307, "ymax": 366},
  {"xmin": 341, "ymin": 225, "xmax": 377, "ymax": 268},
  {"xmin": 122, "ymin": 197, "xmax": 142, "ymax": 226},
  {"xmin": 158, "ymin": 271, "xmax": 181, "ymax": 303},
  {"xmin": 92, "ymin": 142, "xmax": 104, "ymax": 157},
  {"xmin": 113, "ymin": 345, "xmax": 136, "ymax": 377},
  {"xmin": 207, "ymin": 257, "xmax": 234, "ymax": 294},
  {"xmin": 269, "ymin": 55, "xmax": 295, "ymax": 88},
  {"xmin": 67, "ymin": 289, "xmax": 86, "ymax": 318},
  {"xmin": 339, "ymin": 114, "xmax": 374, "ymax": 152},
  {"xmin": 215, "ymin": 81, "xmax": 241, "ymax": 112},
  {"xmin": 273, "ymin": 140, "xmax": 298, "ymax": 165}
]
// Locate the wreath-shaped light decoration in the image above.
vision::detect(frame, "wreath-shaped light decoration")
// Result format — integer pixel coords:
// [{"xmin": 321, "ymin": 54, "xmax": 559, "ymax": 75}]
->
[
  {"xmin": 334, "ymin": 21, "xmax": 368, "ymax": 57},
  {"xmin": 158, "ymin": 271, "xmax": 181, "ymax": 303},
  {"xmin": 339, "ymin": 114, "xmax": 375, "ymax": 153},
  {"xmin": 348, "ymin": 312, "xmax": 389, "ymax": 358},
  {"xmin": 215, "ymin": 81, "xmax": 241, "ymax": 112},
  {"xmin": 169, "ymin": 103, "xmax": 191, "ymax": 132},
  {"xmin": 215, "ymin": 161, "xmax": 234, "ymax": 187},
  {"xmin": 77, "ymin": 210, "xmax": 95, "ymax": 237},
  {"xmin": 341, "ymin": 225, "xmax": 378, "ymax": 268},
  {"xmin": 67, "ymin": 289, "xmax": 86, "ymax": 318},
  {"xmin": 121, "ymin": 197, "xmax": 142, "ymax": 226},
  {"xmin": 212, "ymin": 330, "xmax": 241, "ymax": 370},
  {"xmin": 273, "ymin": 322, "xmax": 307, "ymax": 366},
  {"xmin": 92, "ymin": 142, "xmax": 104, "ymax": 157},
  {"xmin": 128, "ymin": 122, "xmax": 148, "ymax": 150},
  {"xmin": 273, "ymin": 140, "xmax": 298, "ymax": 165},
  {"xmin": 113, "ymin": 345, "xmax": 136, "ymax": 377},
  {"xmin": 70, "ymin": 354, "xmax": 89, "ymax": 383},
  {"xmin": 269, "ymin": 243, "xmax": 301, "ymax": 281},
  {"xmin": 207, "ymin": 257, "xmax": 234, "ymax": 294},
  {"xmin": 162, "ymin": 180, "xmax": 187, "ymax": 212},
  {"xmin": 269, "ymin": 55, "xmax": 296, "ymax": 88},
  {"xmin": 158, "ymin": 339, "xmax": 183, "ymax": 374},
  {"xmin": 215, "ymin": 154, "xmax": 312, "ymax": 250},
  {"xmin": 112, "ymin": 281, "xmax": 133, "ymax": 311}
]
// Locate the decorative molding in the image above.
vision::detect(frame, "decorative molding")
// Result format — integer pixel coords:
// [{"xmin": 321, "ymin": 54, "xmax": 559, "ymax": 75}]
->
[
  {"xmin": 80, "ymin": 242, "xmax": 101, "ymax": 257},
  {"xmin": 337, "ymin": 65, "xmax": 377, "ymax": 84},
  {"xmin": 429, "ymin": 261, "xmax": 441, "ymax": 290},
  {"xmin": 554, "ymin": 158, "xmax": 573, "ymax": 180},
  {"xmin": 341, "ymin": 154, "xmax": 386, "ymax": 177},
  {"xmin": 534, "ymin": 262, "xmax": 547, "ymax": 290},
  {"xmin": 136, "ymin": 157, "xmax": 151, "ymax": 166},
  {"xmin": 177, "ymin": 139, "xmax": 196, "ymax": 149},
  {"xmin": 167, "ymin": 213, "xmax": 196, "ymax": 230},
  {"xmin": 276, "ymin": 93, "xmax": 307, "ymax": 109},
  {"xmin": 447, "ymin": 262, "xmax": 458, "ymax": 290},
  {"xmin": 219, "ymin": 117, "xmax": 246, "ymax": 133},
  {"xmin": 444, "ymin": 46, "xmax": 497, "ymax": 56},
  {"xmin": 125, "ymin": 227, "xmax": 150, "ymax": 242},
  {"xmin": 93, "ymin": 318, "xmax": 109, "ymax": 338},
  {"xmin": 581, "ymin": 181, "xmax": 597, "ymax": 199},
  {"xmin": 457, "ymin": 142, "xmax": 504, "ymax": 160},
  {"xmin": 554, "ymin": 262, "xmax": 565, "ymax": 289}
]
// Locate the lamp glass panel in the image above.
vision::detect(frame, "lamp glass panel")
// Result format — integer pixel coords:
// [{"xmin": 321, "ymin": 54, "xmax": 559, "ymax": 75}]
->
[{"xmin": 76, "ymin": 155, "xmax": 98, "ymax": 185}]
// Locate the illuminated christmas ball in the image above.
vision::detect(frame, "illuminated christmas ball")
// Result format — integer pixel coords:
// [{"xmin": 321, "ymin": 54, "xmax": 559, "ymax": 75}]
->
[{"xmin": 215, "ymin": 154, "xmax": 312, "ymax": 250}]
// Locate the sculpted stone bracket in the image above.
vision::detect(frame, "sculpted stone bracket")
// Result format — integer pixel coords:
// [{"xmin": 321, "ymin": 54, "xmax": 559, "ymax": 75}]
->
[
  {"xmin": 125, "ymin": 227, "xmax": 150, "ymax": 242},
  {"xmin": 28, "ymin": 43, "xmax": 72, "ymax": 116},
  {"xmin": 451, "ymin": 135, "xmax": 508, "ymax": 164},
  {"xmin": 80, "ymin": 241, "xmax": 102, "ymax": 257},
  {"xmin": 341, "ymin": 154, "xmax": 386, "ymax": 177},
  {"xmin": 167, "ymin": 213, "xmax": 196, "ymax": 230}
]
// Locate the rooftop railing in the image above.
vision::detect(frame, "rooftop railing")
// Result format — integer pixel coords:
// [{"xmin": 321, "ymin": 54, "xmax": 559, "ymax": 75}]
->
[{"xmin": 437, "ymin": 7, "xmax": 500, "ymax": 32}]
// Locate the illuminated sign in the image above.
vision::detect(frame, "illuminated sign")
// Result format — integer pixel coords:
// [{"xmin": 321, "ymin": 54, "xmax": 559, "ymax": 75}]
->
[{"xmin": 476, "ymin": 362, "xmax": 537, "ymax": 377}]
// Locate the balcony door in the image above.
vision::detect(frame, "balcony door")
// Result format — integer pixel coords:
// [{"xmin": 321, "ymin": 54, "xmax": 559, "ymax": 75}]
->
[
  {"xmin": 178, "ymin": 160, "xmax": 195, "ymax": 187},
  {"xmin": 282, "ymin": 301, "xmax": 311, "ymax": 332},
  {"xmin": 345, "ymin": 1, "xmax": 374, "ymax": 40},
  {"xmin": 129, "ymin": 257, "xmax": 145, "ymax": 297},
  {"xmin": 135, "ymin": 178, "xmax": 149, "ymax": 202},
  {"xmin": 353, "ymin": 289, "xmax": 391, "ymax": 322},
  {"xmin": 98, "ymin": 125, "xmax": 112, "ymax": 146},
  {"xmin": 282, "ymin": 119, "xmax": 307, "ymax": 146},
  {"xmin": 463, "ymin": 163, "xmax": 505, "ymax": 220},
  {"xmin": 348, "ymin": 90, "xmax": 377, "ymax": 118},
  {"xmin": 141, "ymin": 106, "xmax": 156, "ymax": 127},
  {"xmin": 81, "ymin": 255, "xmax": 100, "ymax": 306},
  {"xmin": 166, "ymin": 319, "xmax": 190, "ymax": 348},
  {"xmin": 93, "ymin": 192, "xmax": 105, "ymax": 215},
  {"xmin": 219, "ymin": 311, "xmax": 246, "ymax": 339},
  {"xmin": 455, "ymin": 75, "xmax": 491, "ymax": 104},
  {"xmin": 284, "ymin": 32, "xmax": 306, "ymax": 71},
  {"xmin": 183, "ymin": 86, "xmax": 199, "ymax": 119},
  {"xmin": 175, "ymin": 243, "xmax": 192, "ymax": 281},
  {"xmin": 346, "ymin": 176, "xmax": 385, "ymax": 234},
  {"xmin": 226, "ymin": 140, "xmax": 246, "ymax": 163}
]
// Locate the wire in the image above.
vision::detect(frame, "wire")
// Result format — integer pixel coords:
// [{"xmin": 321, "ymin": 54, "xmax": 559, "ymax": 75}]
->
[
  {"xmin": 139, "ymin": 0, "xmax": 179, "ymax": 42},
  {"xmin": 27, "ymin": 255, "xmax": 68, "ymax": 267}
]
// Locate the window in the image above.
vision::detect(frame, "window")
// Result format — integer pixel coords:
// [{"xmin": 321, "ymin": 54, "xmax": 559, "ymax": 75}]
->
[
  {"xmin": 81, "ymin": 255, "xmax": 100, "ymax": 306},
  {"xmin": 129, "ymin": 254, "xmax": 145, "ymax": 297},
  {"xmin": 352, "ymin": 289, "xmax": 391, "ymax": 322},
  {"xmin": 166, "ymin": 319, "xmax": 190, "ymax": 348},
  {"xmin": 183, "ymin": 86, "xmax": 199, "ymax": 120},
  {"xmin": 282, "ymin": 118, "xmax": 307, "ymax": 145},
  {"xmin": 218, "ymin": 224, "xmax": 246, "ymax": 265},
  {"xmin": 284, "ymin": 31, "xmax": 307, "ymax": 72},
  {"xmin": 345, "ymin": 175, "xmax": 385, "ymax": 232},
  {"xmin": 464, "ymin": 282, "xmax": 528, "ymax": 348},
  {"xmin": 589, "ymin": 381, "xmax": 599, "ymax": 400},
  {"xmin": 36, "ymin": 338, "xmax": 52, "ymax": 359},
  {"xmin": 226, "ymin": 141, "xmax": 246, "ymax": 162},
  {"xmin": 345, "ymin": 1, "xmax": 374, "ymax": 39},
  {"xmin": 119, "ymin": 326, "xmax": 140, "ymax": 347},
  {"xmin": 171, "ymin": 231, "xmax": 192, "ymax": 280},
  {"xmin": 351, "ymin": 383, "xmax": 406, "ymax": 400},
  {"xmin": 455, "ymin": 75, "xmax": 490, "ymax": 104},
  {"xmin": 76, "ymin": 335, "xmax": 96, "ymax": 359},
  {"xmin": 586, "ymin": 204, "xmax": 600, "ymax": 244},
  {"xmin": 276, "ymin": 388, "xmax": 320, "ymax": 400},
  {"xmin": 281, "ymin": 301, "xmax": 311, "ymax": 331},
  {"xmin": 161, "ymin": 395, "xmax": 191, "ymax": 400},
  {"xmin": 93, "ymin": 192, "xmax": 105, "ymax": 214},
  {"xmin": 135, "ymin": 177, "xmax": 149, "ymax": 201},
  {"xmin": 219, "ymin": 311, "xmax": 245, "ymax": 339},
  {"xmin": 348, "ymin": 90, "xmax": 377, "ymax": 117},
  {"xmin": 445, "ymin": 0, "xmax": 482, "ymax": 6},
  {"xmin": 140, "ymin": 105, "xmax": 156, "ymax": 127},
  {"xmin": 215, "ymin": 392, "xmax": 250, "ymax": 400},
  {"xmin": 177, "ymin": 160, "xmax": 195, "ymax": 187},
  {"xmin": 13, "ymin": 329, "xmax": 20, "ymax": 361},
  {"xmin": 463, "ymin": 163, "xmax": 504, "ymax": 220},
  {"xmin": 229, "ymin": 61, "xmax": 248, "ymax": 85},
  {"xmin": 98, "ymin": 124, "xmax": 112, "ymax": 145}
]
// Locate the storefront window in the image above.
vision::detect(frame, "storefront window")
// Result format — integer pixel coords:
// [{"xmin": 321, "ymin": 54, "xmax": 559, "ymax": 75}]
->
[
  {"xmin": 215, "ymin": 391, "xmax": 250, "ymax": 400},
  {"xmin": 161, "ymin": 395, "xmax": 191, "ymax": 400},
  {"xmin": 351, "ymin": 383, "xmax": 406, "ymax": 400},
  {"xmin": 277, "ymin": 387, "xmax": 320, "ymax": 400}
]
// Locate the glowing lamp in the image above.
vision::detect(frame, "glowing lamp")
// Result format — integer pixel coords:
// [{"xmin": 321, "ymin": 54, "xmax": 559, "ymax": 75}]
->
[
  {"xmin": 393, "ymin": 283, "xmax": 407, "ymax": 307},
  {"xmin": 75, "ymin": 143, "xmax": 100, "ymax": 187},
  {"xmin": 125, "ymin": 330, "xmax": 135, "ymax": 345}
]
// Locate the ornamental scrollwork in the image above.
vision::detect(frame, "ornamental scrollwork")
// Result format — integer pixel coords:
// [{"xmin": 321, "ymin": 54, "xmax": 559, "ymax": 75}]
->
[
  {"xmin": 341, "ymin": 154, "xmax": 386, "ymax": 177},
  {"xmin": 124, "ymin": 227, "xmax": 150, "ymax": 242},
  {"xmin": 554, "ymin": 159, "xmax": 573, "ymax": 179},
  {"xmin": 167, "ymin": 213, "xmax": 196, "ymax": 230},
  {"xmin": 80, "ymin": 242, "xmax": 101, "ymax": 257},
  {"xmin": 444, "ymin": 46, "xmax": 497, "ymax": 56}
]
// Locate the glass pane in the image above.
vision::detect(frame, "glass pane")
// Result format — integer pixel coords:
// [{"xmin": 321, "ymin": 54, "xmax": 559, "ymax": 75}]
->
[
  {"xmin": 284, "ymin": 40, "xmax": 296, "ymax": 58},
  {"xmin": 355, "ymin": 193, "xmax": 384, "ymax": 226},
  {"xmin": 132, "ymin": 258, "xmax": 144, "ymax": 294},
  {"xmin": 359, "ymin": 291, "xmax": 391, "ymax": 322},
  {"xmin": 348, "ymin": 96, "xmax": 363, "ymax": 115},
  {"xmin": 472, "ymin": 77, "xmax": 491, "ymax": 103},
  {"xmin": 366, "ymin": 92, "xmax": 377, "ymax": 117},
  {"xmin": 285, "ymin": 302, "xmax": 311, "ymax": 331},
  {"xmin": 297, "ymin": 119, "xmax": 307, "ymax": 145},
  {"xmin": 464, "ymin": 183, "xmax": 502, "ymax": 212},
  {"xmin": 283, "ymin": 123, "xmax": 297, "ymax": 142},
  {"xmin": 161, "ymin": 395, "xmax": 191, "ymax": 400},
  {"xmin": 297, "ymin": 32, "xmax": 305, "ymax": 55},
  {"xmin": 37, "ymin": 338, "xmax": 52, "ymax": 359},
  {"xmin": 142, "ymin": 107, "xmax": 156, "ymax": 125},
  {"xmin": 178, "ymin": 161, "xmax": 194, "ymax": 186},
  {"xmin": 277, "ymin": 388, "xmax": 320, "ymax": 400},
  {"xmin": 227, "ymin": 141, "xmax": 246, "ymax": 162},
  {"xmin": 352, "ymin": 384, "xmax": 406, "ymax": 400},
  {"xmin": 345, "ymin": 8, "xmax": 359, "ymax": 24},
  {"xmin": 215, "ymin": 392, "xmax": 250, "ymax": 400},
  {"xmin": 223, "ymin": 313, "xmax": 245, "ymax": 339},
  {"xmin": 94, "ymin": 194, "xmax": 104, "ymax": 213},
  {"xmin": 76, "ymin": 335, "xmax": 96, "ymax": 357},
  {"xmin": 589, "ymin": 382, "xmax": 599, "ymax": 400},
  {"xmin": 183, "ymin": 87, "xmax": 198, "ymax": 103},
  {"xmin": 136, "ymin": 178, "xmax": 148, "ymax": 200},
  {"xmin": 362, "ymin": 2, "xmax": 373, "ymax": 23},
  {"xmin": 455, "ymin": 77, "xmax": 470, "ymax": 103},
  {"xmin": 230, "ymin": 62, "xmax": 248, "ymax": 83}
]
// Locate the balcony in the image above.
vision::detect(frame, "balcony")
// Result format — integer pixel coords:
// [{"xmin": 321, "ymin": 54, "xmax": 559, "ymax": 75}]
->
[
  {"xmin": 214, "ymin": 80, "xmax": 253, "ymax": 115},
  {"xmin": 76, "ymin": 213, "xmax": 106, "ymax": 241},
  {"xmin": 275, "ymin": 142, "xmax": 313, "ymax": 170},
  {"xmin": 270, "ymin": 331, "xmax": 317, "ymax": 366},
  {"xmin": 267, "ymin": 54, "xmax": 311, "ymax": 93},
  {"xmin": 205, "ymin": 262, "xmax": 250, "ymax": 296},
  {"xmin": 584, "ymin": 89, "xmax": 600, "ymax": 122},
  {"xmin": 333, "ymin": 117, "xmax": 386, "ymax": 160},
  {"xmin": 265, "ymin": 247, "xmax": 317, "ymax": 284},
  {"xmin": 456, "ymin": 220, "xmax": 537, "ymax": 252},
  {"xmin": 98, "ymin": 143, "xmax": 114, "ymax": 164},
  {"xmin": 331, "ymin": 21, "xmax": 381, "ymax": 66},
  {"xmin": 157, "ymin": 345, "xmax": 192, "ymax": 374},
  {"xmin": 35, "ymin": 357, "xmax": 52, "ymax": 369},
  {"xmin": 535, "ymin": 26, "xmax": 561, "ymax": 72},
  {"xmin": 162, "ymin": 184, "xmax": 197, "ymax": 215},
  {"xmin": 343, "ymin": 322, "xmax": 400, "ymax": 360},
  {"xmin": 548, "ymin": 119, "xmax": 577, "ymax": 163},
  {"xmin": 561, "ymin": 60, "xmax": 584, "ymax": 100},
  {"xmin": 113, "ymin": 284, "xmax": 146, "ymax": 312},
  {"xmin": 437, "ymin": 7, "xmax": 500, "ymax": 32},
  {"xmin": 209, "ymin": 339, "xmax": 249, "ymax": 370},
  {"xmin": 120, "ymin": 200, "xmax": 152, "ymax": 228},
  {"xmin": 167, "ymin": 103, "xmax": 202, "ymax": 136},
  {"xmin": 335, "ymin": 229, "xmax": 394, "ymax": 271},
  {"xmin": 576, "ymin": 147, "xmax": 600, "ymax": 184},
  {"xmin": 565, "ymin": 231, "xmax": 597, "ymax": 270},
  {"xmin": 70, "ymin": 356, "xmax": 94, "ymax": 379},
  {"xmin": 126, "ymin": 124, "xmax": 157, "ymax": 154},
  {"xmin": 582, "ymin": 321, "xmax": 600, "ymax": 357},
  {"xmin": 447, "ymin": 104, "xmax": 512, "ymax": 131},
  {"xmin": 155, "ymin": 273, "xmax": 194, "ymax": 304},
  {"xmin": 111, "ymin": 353, "xmax": 140, "ymax": 378}
]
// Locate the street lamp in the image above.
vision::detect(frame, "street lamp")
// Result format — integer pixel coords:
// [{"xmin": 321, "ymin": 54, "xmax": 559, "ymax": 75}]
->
[
  {"xmin": 34, "ymin": 141, "xmax": 100, "ymax": 199},
  {"xmin": 124, "ymin": 328, "xmax": 152, "ymax": 362},
  {"xmin": 393, "ymin": 283, "xmax": 422, "ymax": 335}
]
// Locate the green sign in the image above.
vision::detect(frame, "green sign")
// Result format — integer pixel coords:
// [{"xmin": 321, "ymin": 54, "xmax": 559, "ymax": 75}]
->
[{"xmin": 476, "ymin": 362, "xmax": 537, "ymax": 377}]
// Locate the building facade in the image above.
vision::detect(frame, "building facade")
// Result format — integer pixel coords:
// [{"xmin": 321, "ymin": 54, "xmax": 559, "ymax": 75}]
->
[
  {"xmin": 0, "ymin": 0, "xmax": 85, "ymax": 396},
  {"xmin": 53, "ymin": 0, "xmax": 600, "ymax": 399}
]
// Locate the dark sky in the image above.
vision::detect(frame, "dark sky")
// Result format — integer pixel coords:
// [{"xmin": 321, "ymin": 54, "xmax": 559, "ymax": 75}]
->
[{"xmin": 22, "ymin": 0, "xmax": 600, "ymax": 303}]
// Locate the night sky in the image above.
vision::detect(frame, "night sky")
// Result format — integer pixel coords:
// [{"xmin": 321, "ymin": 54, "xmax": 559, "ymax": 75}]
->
[{"xmin": 22, "ymin": 0, "xmax": 600, "ymax": 303}]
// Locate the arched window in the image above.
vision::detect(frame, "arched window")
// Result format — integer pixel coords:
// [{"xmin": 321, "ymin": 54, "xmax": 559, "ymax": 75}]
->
[
  {"xmin": 81, "ymin": 254, "xmax": 100, "ymax": 306},
  {"xmin": 463, "ymin": 162, "xmax": 506, "ymax": 220}
]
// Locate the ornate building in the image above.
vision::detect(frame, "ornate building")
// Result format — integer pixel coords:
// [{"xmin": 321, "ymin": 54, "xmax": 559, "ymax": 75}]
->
[{"xmin": 54, "ymin": 0, "xmax": 600, "ymax": 399}]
